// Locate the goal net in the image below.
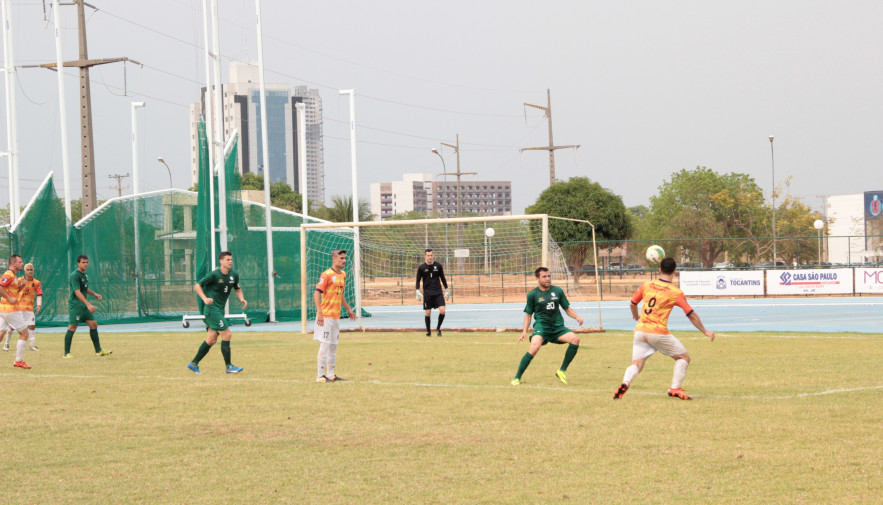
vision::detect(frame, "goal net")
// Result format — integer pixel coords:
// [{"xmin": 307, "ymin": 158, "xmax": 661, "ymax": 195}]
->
[{"xmin": 300, "ymin": 214, "xmax": 602, "ymax": 332}]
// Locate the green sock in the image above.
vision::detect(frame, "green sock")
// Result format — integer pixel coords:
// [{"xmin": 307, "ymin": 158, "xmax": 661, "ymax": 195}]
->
[
  {"xmin": 515, "ymin": 352, "xmax": 534, "ymax": 380},
  {"xmin": 64, "ymin": 330, "xmax": 74, "ymax": 354},
  {"xmin": 191, "ymin": 342, "xmax": 212, "ymax": 365},
  {"xmin": 89, "ymin": 329, "xmax": 101, "ymax": 352},
  {"xmin": 221, "ymin": 341, "xmax": 231, "ymax": 366},
  {"xmin": 561, "ymin": 344, "xmax": 579, "ymax": 372}
]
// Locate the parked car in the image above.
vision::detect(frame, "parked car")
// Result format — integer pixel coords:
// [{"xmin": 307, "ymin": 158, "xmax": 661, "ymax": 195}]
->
[
  {"xmin": 755, "ymin": 261, "xmax": 787, "ymax": 268},
  {"xmin": 608, "ymin": 262, "xmax": 624, "ymax": 270},
  {"xmin": 712, "ymin": 261, "xmax": 733, "ymax": 269},
  {"xmin": 623, "ymin": 263, "xmax": 644, "ymax": 272},
  {"xmin": 678, "ymin": 262, "xmax": 703, "ymax": 270},
  {"xmin": 568, "ymin": 264, "xmax": 597, "ymax": 275}
]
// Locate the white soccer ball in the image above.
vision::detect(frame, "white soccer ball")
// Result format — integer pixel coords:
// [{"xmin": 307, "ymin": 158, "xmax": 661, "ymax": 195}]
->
[
  {"xmin": 646, "ymin": 245, "xmax": 665, "ymax": 264},
  {"xmin": 485, "ymin": 227, "xmax": 495, "ymax": 238}
]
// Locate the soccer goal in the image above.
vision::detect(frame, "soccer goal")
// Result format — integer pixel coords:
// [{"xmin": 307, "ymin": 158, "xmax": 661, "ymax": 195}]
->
[{"xmin": 300, "ymin": 214, "xmax": 602, "ymax": 333}]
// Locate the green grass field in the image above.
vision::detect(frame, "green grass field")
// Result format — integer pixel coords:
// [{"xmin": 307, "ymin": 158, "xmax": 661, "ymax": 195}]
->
[{"xmin": 3, "ymin": 329, "xmax": 880, "ymax": 504}]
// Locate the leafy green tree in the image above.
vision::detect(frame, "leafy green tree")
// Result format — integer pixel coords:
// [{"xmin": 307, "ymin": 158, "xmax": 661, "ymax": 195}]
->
[
  {"xmin": 526, "ymin": 176, "xmax": 633, "ymax": 273},
  {"xmin": 240, "ymin": 173, "xmax": 306, "ymax": 212},
  {"xmin": 648, "ymin": 167, "xmax": 766, "ymax": 266}
]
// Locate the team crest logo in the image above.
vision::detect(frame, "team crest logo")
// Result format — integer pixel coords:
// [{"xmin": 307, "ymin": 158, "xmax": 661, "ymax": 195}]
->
[
  {"xmin": 229, "ymin": 276, "xmax": 234, "ymax": 282},
  {"xmin": 871, "ymin": 195, "xmax": 881, "ymax": 217},
  {"xmin": 716, "ymin": 276, "xmax": 726, "ymax": 290},
  {"xmin": 551, "ymin": 293, "xmax": 557, "ymax": 299},
  {"xmin": 433, "ymin": 266, "xmax": 438, "ymax": 271},
  {"xmin": 332, "ymin": 276, "xmax": 337, "ymax": 282},
  {"xmin": 779, "ymin": 272, "xmax": 792, "ymax": 285}
]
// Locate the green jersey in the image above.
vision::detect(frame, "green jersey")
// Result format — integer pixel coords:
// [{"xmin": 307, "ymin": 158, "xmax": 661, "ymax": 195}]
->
[
  {"xmin": 198, "ymin": 268, "xmax": 241, "ymax": 311},
  {"xmin": 70, "ymin": 269, "xmax": 90, "ymax": 307},
  {"xmin": 524, "ymin": 285, "xmax": 570, "ymax": 329}
]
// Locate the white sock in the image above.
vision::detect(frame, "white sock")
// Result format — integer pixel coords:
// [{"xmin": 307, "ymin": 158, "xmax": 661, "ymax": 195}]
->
[
  {"xmin": 326, "ymin": 343, "xmax": 338, "ymax": 378},
  {"xmin": 15, "ymin": 339, "xmax": 26, "ymax": 361},
  {"xmin": 28, "ymin": 328, "xmax": 36, "ymax": 348},
  {"xmin": 672, "ymin": 359, "xmax": 689, "ymax": 389},
  {"xmin": 623, "ymin": 364, "xmax": 640, "ymax": 384},
  {"xmin": 3, "ymin": 330, "xmax": 10, "ymax": 346},
  {"xmin": 317, "ymin": 342, "xmax": 329, "ymax": 378}
]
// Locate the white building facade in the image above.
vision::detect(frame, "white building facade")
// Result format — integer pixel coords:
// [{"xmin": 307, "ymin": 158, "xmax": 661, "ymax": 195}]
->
[{"xmin": 825, "ymin": 191, "xmax": 883, "ymax": 264}]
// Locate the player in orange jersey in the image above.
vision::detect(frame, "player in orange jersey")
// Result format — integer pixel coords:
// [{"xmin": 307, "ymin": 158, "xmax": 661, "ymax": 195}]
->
[
  {"xmin": 613, "ymin": 257, "xmax": 715, "ymax": 400},
  {"xmin": 3, "ymin": 263, "xmax": 42, "ymax": 351},
  {"xmin": 0, "ymin": 255, "xmax": 32, "ymax": 369},
  {"xmin": 313, "ymin": 249, "xmax": 356, "ymax": 383}
]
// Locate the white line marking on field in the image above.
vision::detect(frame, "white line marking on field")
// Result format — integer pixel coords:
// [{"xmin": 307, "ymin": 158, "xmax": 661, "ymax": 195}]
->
[{"xmin": 2, "ymin": 372, "xmax": 880, "ymax": 399}]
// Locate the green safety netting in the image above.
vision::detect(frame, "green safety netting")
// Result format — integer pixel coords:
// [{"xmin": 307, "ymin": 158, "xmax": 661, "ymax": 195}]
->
[{"xmin": 6, "ymin": 120, "xmax": 356, "ymax": 326}]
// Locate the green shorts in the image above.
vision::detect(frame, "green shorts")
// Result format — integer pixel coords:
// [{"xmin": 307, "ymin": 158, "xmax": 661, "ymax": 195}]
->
[
  {"xmin": 203, "ymin": 307, "xmax": 230, "ymax": 332},
  {"xmin": 532, "ymin": 325, "xmax": 572, "ymax": 344},
  {"xmin": 68, "ymin": 304, "xmax": 95, "ymax": 326}
]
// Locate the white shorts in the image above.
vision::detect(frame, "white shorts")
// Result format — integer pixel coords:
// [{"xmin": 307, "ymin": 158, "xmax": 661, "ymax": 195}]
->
[
  {"xmin": 0, "ymin": 311, "xmax": 29, "ymax": 333},
  {"xmin": 313, "ymin": 318, "xmax": 340, "ymax": 344},
  {"xmin": 632, "ymin": 331, "xmax": 688, "ymax": 361},
  {"xmin": 23, "ymin": 311, "xmax": 34, "ymax": 326}
]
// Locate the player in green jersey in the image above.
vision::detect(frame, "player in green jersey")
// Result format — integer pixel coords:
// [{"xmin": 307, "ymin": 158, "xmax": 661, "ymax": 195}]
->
[
  {"xmin": 63, "ymin": 255, "xmax": 111, "ymax": 358},
  {"xmin": 511, "ymin": 266, "xmax": 584, "ymax": 385},
  {"xmin": 187, "ymin": 251, "xmax": 248, "ymax": 374}
]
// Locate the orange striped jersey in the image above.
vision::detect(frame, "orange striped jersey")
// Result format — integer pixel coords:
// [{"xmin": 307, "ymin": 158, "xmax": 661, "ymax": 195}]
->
[
  {"xmin": 0, "ymin": 270, "xmax": 22, "ymax": 313},
  {"xmin": 631, "ymin": 279, "xmax": 694, "ymax": 334},
  {"xmin": 18, "ymin": 277, "xmax": 43, "ymax": 312},
  {"xmin": 315, "ymin": 268, "xmax": 347, "ymax": 318}
]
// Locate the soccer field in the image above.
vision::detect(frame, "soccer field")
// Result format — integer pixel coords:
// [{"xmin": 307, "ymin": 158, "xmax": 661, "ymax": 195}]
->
[{"xmin": 3, "ymin": 330, "xmax": 880, "ymax": 504}]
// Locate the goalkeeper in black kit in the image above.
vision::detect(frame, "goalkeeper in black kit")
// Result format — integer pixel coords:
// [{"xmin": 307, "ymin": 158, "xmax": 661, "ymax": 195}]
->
[{"xmin": 416, "ymin": 249, "xmax": 449, "ymax": 337}]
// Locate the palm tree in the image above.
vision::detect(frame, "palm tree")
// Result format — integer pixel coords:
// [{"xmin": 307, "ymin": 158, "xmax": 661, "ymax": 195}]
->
[{"xmin": 315, "ymin": 195, "xmax": 373, "ymax": 222}]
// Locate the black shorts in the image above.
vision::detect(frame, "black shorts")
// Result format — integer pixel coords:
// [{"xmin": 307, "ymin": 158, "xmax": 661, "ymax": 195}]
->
[{"xmin": 423, "ymin": 293, "xmax": 446, "ymax": 310}]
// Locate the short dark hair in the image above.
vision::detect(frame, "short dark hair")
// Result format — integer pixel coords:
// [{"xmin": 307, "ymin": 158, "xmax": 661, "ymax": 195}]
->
[
  {"xmin": 424, "ymin": 248, "xmax": 433, "ymax": 254},
  {"xmin": 8, "ymin": 254, "xmax": 20, "ymax": 265},
  {"xmin": 332, "ymin": 249, "xmax": 347, "ymax": 257},
  {"xmin": 535, "ymin": 266, "xmax": 549, "ymax": 277},
  {"xmin": 77, "ymin": 255, "xmax": 89, "ymax": 263},
  {"xmin": 660, "ymin": 257, "xmax": 676, "ymax": 274},
  {"xmin": 218, "ymin": 251, "xmax": 232, "ymax": 261}
]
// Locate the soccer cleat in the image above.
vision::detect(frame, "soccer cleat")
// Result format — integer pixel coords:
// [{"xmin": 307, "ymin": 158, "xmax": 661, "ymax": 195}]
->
[
  {"xmin": 29, "ymin": 346, "xmax": 39, "ymax": 351},
  {"xmin": 328, "ymin": 375, "xmax": 347, "ymax": 382},
  {"xmin": 96, "ymin": 350, "xmax": 113, "ymax": 357},
  {"xmin": 613, "ymin": 382, "xmax": 630, "ymax": 399},
  {"xmin": 187, "ymin": 362, "xmax": 201, "ymax": 374},
  {"xmin": 316, "ymin": 375, "xmax": 329, "ymax": 383},
  {"xmin": 425, "ymin": 331, "xmax": 431, "ymax": 337},
  {"xmin": 510, "ymin": 378, "xmax": 521, "ymax": 386},
  {"xmin": 2, "ymin": 343, "xmax": 7, "ymax": 351},
  {"xmin": 63, "ymin": 353, "xmax": 72, "ymax": 359},
  {"xmin": 667, "ymin": 387, "xmax": 691, "ymax": 400},
  {"xmin": 436, "ymin": 330, "xmax": 442, "ymax": 337},
  {"xmin": 225, "ymin": 364, "xmax": 243, "ymax": 374},
  {"xmin": 13, "ymin": 360, "xmax": 31, "ymax": 369},
  {"xmin": 556, "ymin": 369, "xmax": 568, "ymax": 384}
]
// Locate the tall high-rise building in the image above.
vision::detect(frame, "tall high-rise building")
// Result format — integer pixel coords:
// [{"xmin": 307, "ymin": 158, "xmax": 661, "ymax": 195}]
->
[{"xmin": 189, "ymin": 63, "xmax": 324, "ymax": 204}]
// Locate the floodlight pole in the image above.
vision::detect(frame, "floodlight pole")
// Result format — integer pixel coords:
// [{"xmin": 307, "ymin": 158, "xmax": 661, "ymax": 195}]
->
[
  {"xmin": 769, "ymin": 135, "xmax": 776, "ymax": 263},
  {"xmin": 51, "ymin": 0, "xmax": 72, "ymax": 222},
  {"xmin": 255, "ymin": 0, "xmax": 276, "ymax": 321},
  {"xmin": 339, "ymin": 89, "xmax": 361, "ymax": 327},
  {"xmin": 296, "ymin": 102, "xmax": 307, "ymax": 217},
  {"xmin": 131, "ymin": 101, "xmax": 146, "ymax": 317},
  {"xmin": 1, "ymin": 0, "xmax": 20, "ymax": 225},
  {"xmin": 200, "ymin": 0, "xmax": 217, "ymax": 269}
]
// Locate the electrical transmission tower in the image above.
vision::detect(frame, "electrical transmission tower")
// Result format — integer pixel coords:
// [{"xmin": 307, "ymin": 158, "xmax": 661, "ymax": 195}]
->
[{"xmin": 521, "ymin": 89, "xmax": 580, "ymax": 187}]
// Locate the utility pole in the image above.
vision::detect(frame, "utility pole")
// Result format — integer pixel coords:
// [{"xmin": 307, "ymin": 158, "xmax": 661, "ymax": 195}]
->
[
  {"xmin": 522, "ymin": 89, "xmax": 580, "ymax": 186},
  {"xmin": 108, "ymin": 173, "xmax": 129, "ymax": 197},
  {"xmin": 440, "ymin": 134, "xmax": 476, "ymax": 217},
  {"xmin": 31, "ymin": 1, "xmax": 140, "ymax": 216}
]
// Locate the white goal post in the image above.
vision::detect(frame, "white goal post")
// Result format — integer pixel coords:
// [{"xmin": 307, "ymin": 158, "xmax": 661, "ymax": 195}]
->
[{"xmin": 299, "ymin": 213, "xmax": 601, "ymax": 333}]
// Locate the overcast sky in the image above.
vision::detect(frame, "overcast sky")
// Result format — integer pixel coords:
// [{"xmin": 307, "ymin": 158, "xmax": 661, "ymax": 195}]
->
[{"xmin": 3, "ymin": 0, "xmax": 882, "ymax": 216}]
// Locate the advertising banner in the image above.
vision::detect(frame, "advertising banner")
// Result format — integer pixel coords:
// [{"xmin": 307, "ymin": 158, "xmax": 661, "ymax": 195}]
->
[
  {"xmin": 766, "ymin": 268, "xmax": 853, "ymax": 295},
  {"xmin": 679, "ymin": 270, "xmax": 765, "ymax": 296},
  {"xmin": 855, "ymin": 268, "xmax": 883, "ymax": 294},
  {"xmin": 864, "ymin": 191, "xmax": 883, "ymax": 221}
]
